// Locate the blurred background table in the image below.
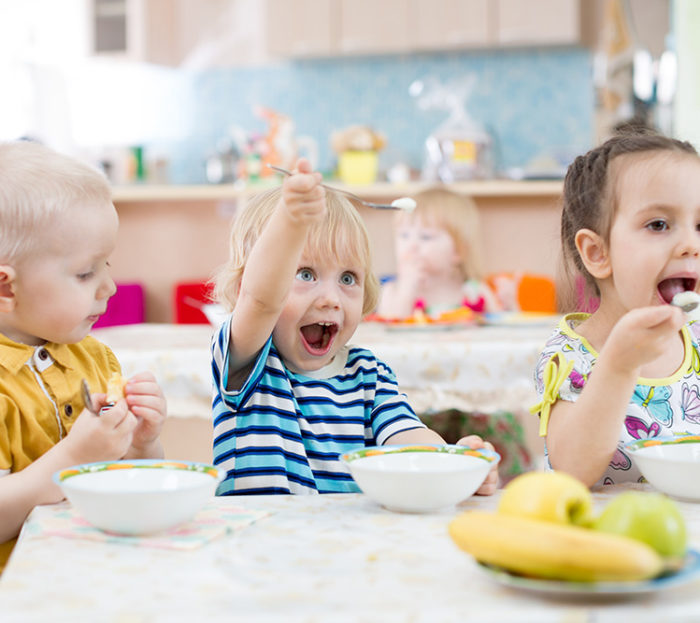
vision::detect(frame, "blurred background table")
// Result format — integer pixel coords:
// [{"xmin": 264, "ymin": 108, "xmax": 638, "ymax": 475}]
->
[
  {"xmin": 2, "ymin": 483, "xmax": 699, "ymax": 622},
  {"xmin": 93, "ymin": 318, "xmax": 556, "ymax": 471}
]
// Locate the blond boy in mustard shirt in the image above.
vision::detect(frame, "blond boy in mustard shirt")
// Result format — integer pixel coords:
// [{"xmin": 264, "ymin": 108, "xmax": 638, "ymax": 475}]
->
[{"xmin": 0, "ymin": 141, "xmax": 167, "ymax": 570}]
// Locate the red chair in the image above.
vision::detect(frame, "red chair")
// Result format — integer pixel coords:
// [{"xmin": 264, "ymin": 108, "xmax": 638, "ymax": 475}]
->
[
  {"xmin": 173, "ymin": 281, "xmax": 215, "ymax": 324},
  {"xmin": 93, "ymin": 283, "xmax": 145, "ymax": 328}
]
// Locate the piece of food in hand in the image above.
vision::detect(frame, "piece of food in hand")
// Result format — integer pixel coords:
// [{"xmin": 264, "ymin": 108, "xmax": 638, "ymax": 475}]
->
[
  {"xmin": 106, "ymin": 373, "xmax": 127, "ymax": 403},
  {"xmin": 449, "ymin": 510, "xmax": 664, "ymax": 582},
  {"xmin": 593, "ymin": 491, "xmax": 687, "ymax": 559},
  {"xmin": 497, "ymin": 470, "xmax": 593, "ymax": 526}
]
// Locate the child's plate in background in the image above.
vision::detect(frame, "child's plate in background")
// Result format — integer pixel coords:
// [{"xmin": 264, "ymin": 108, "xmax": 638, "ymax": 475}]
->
[
  {"xmin": 483, "ymin": 312, "xmax": 561, "ymax": 327},
  {"xmin": 364, "ymin": 309, "xmax": 481, "ymax": 331}
]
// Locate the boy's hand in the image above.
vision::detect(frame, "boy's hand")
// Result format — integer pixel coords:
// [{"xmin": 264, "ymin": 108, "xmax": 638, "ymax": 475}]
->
[
  {"xmin": 281, "ymin": 158, "xmax": 326, "ymax": 226},
  {"xmin": 123, "ymin": 372, "xmax": 167, "ymax": 457},
  {"xmin": 603, "ymin": 305, "xmax": 686, "ymax": 374},
  {"xmin": 456, "ymin": 434, "xmax": 499, "ymax": 495},
  {"xmin": 64, "ymin": 399, "xmax": 137, "ymax": 465}
]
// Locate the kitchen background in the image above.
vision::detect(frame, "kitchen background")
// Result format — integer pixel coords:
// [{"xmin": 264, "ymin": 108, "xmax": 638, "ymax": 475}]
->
[{"xmin": 0, "ymin": 0, "xmax": 696, "ymax": 323}]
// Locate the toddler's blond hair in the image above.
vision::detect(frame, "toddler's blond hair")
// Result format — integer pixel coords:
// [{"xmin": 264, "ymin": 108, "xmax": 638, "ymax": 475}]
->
[
  {"xmin": 214, "ymin": 187, "xmax": 380, "ymax": 315},
  {"xmin": 396, "ymin": 187, "xmax": 483, "ymax": 281},
  {"xmin": 0, "ymin": 141, "xmax": 112, "ymax": 263}
]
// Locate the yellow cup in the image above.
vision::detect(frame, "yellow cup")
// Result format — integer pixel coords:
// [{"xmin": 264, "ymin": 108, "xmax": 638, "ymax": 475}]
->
[{"xmin": 338, "ymin": 150, "xmax": 378, "ymax": 185}]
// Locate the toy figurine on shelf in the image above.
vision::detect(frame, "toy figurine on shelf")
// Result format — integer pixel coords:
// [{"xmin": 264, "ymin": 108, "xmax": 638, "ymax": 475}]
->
[{"xmin": 256, "ymin": 107, "xmax": 318, "ymax": 177}]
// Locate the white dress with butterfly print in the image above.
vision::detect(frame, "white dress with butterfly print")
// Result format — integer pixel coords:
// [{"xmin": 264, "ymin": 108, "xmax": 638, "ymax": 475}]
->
[{"xmin": 533, "ymin": 313, "xmax": 700, "ymax": 486}]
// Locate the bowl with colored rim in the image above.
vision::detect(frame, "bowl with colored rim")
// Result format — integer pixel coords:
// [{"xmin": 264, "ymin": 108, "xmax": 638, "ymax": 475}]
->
[
  {"xmin": 625, "ymin": 435, "xmax": 700, "ymax": 501},
  {"xmin": 340, "ymin": 445, "xmax": 499, "ymax": 513},
  {"xmin": 54, "ymin": 459, "xmax": 225, "ymax": 535}
]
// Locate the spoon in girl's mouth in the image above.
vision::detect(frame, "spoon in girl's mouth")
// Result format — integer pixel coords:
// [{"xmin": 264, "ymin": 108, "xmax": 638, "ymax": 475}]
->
[{"xmin": 671, "ymin": 291, "xmax": 700, "ymax": 313}]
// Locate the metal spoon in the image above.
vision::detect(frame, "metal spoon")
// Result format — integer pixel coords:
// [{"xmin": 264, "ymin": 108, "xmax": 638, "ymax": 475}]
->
[
  {"xmin": 266, "ymin": 164, "xmax": 415, "ymax": 211},
  {"xmin": 81, "ymin": 379, "xmax": 99, "ymax": 415}
]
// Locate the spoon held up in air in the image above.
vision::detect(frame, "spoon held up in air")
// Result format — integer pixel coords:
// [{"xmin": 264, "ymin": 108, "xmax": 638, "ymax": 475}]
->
[{"xmin": 266, "ymin": 164, "xmax": 416, "ymax": 212}]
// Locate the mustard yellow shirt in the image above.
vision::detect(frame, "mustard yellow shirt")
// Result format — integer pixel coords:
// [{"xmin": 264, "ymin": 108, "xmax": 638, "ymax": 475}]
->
[{"xmin": 0, "ymin": 333, "xmax": 121, "ymax": 571}]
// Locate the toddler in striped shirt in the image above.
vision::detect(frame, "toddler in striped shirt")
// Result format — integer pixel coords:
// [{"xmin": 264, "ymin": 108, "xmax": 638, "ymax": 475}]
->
[{"xmin": 210, "ymin": 158, "xmax": 498, "ymax": 495}]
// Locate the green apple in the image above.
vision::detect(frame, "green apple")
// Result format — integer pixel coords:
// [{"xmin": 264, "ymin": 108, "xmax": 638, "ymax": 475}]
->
[
  {"xmin": 498, "ymin": 471, "xmax": 594, "ymax": 526},
  {"xmin": 594, "ymin": 491, "xmax": 687, "ymax": 559}
]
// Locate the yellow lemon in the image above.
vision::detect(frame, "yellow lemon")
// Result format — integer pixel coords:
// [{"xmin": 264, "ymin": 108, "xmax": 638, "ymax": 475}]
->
[{"xmin": 498, "ymin": 471, "xmax": 593, "ymax": 526}]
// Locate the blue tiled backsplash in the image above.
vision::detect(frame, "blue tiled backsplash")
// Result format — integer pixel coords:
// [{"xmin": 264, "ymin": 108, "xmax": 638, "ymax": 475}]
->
[{"xmin": 154, "ymin": 48, "xmax": 593, "ymax": 185}]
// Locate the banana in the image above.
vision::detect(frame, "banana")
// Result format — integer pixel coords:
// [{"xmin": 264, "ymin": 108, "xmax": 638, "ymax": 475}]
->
[{"xmin": 449, "ymin": 510, "xmax": 664, "ymax": 582}]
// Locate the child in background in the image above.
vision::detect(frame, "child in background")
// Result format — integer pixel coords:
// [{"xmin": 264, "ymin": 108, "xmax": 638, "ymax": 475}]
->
[
  {"xmin": 0, "ymin": 141, "xmax": 167, "ymax": 570},
  {"xmin": 210, "ymin": 159, "xmax": 498, "ymax": 495},
  {"xmin": 532, "ymin": 131, "xmax": 700, "ymax": 487},
  {"xmin": 377, "ymin": 187, "xmax": 500, "ymax": 318}
]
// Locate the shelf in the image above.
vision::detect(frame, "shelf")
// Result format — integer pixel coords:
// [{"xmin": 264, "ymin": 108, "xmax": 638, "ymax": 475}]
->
[{"xmin": 111, "ymin": 179, "xmax": 564, "ymax": 203}]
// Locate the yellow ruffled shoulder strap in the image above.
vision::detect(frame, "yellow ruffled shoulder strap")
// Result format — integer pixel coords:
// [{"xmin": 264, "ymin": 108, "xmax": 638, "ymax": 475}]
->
[{"xmin": 529, "ymin": 353, "xmax": 574, "ymax": 438}]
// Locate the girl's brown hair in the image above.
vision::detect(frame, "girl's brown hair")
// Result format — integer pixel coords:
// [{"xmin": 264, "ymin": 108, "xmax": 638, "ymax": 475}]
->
[{"xmin": 561, "ymin": 131, "xmax": 698, "ymax": 304}]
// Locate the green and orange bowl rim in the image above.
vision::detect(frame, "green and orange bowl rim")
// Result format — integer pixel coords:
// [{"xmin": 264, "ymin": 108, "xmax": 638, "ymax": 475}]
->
[
  {"xmin": 625, "ymin": 433, "xmax": 700, "ymax": 453},
  {"xmin": 53, "ymin": 459, "xmax": 224, "ymax": 484},
  {"xmin": 340, "ymin": 444, "xmax": 500, "ymax": 465}
]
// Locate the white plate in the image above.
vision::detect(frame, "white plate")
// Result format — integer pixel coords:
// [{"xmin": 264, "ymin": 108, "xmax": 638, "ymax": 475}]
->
[
  {"xmin": 384, "ymin": 322, "xmax": 477, "ymax": 332},
  {"xmin": 476, "ymin": 548, "xmax": 700, "ymax": 597},
  {"xmin": 483, "ymin": 312, "xmax": 560, "ymax": 327}
]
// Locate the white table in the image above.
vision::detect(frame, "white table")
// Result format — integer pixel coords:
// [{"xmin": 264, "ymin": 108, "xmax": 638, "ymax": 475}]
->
[{"xmin": 2, "ymin": 484, "xmax": 700, "ymax": 622}]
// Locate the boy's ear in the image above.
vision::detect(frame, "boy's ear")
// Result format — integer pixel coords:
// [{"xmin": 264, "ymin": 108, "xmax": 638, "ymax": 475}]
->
[
  {"xmin": 575, "ymin": 229, "xmax": 611, "ymax": 279},
  {"xmin": 0, "ymin": 265, "xmax": 17, "ymax": 312}
]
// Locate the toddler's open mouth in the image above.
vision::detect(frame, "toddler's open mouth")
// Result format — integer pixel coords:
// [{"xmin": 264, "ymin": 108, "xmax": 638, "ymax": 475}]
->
[
  {"xmin": 300, "ymin": 322, "xmax": 338, "ymax": 356},
  {"xmin": 658, "ymin": 277, "xmax": 697, "ymax": 304}
]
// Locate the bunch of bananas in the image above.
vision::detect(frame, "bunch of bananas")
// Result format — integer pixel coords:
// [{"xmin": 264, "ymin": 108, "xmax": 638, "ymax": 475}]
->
[{"xmin": 449, "ymin": 471, "xmax": 686, "ymax": 582}]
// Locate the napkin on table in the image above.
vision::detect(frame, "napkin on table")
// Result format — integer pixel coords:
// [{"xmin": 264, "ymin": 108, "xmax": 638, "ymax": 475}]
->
[{"xmin": 25, "ymin": 502, "xmax": 270, "ymax": 550}]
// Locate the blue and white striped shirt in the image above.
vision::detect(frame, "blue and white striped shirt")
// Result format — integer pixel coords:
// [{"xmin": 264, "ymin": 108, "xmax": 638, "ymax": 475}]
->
[{"xmin": 211, "ymin": 319, "xmax": 425, "ymax": 495}]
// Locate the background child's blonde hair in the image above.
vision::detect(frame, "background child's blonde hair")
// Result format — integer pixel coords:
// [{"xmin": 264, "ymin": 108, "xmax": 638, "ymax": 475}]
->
[
  {"xmin": 0, "ymin": 141, "xmax": 112, "ymax": 264},
  {"xmin": 214, "ymin": 186, "xmax": 380, "ymax": 315},
  {"xmin": 398, "ymin": 187, "xmax": 483, "ymax": 280}
]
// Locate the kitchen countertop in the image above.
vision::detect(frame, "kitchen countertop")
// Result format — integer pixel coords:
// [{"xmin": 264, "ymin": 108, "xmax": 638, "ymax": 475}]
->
[{"xmin": 111, "ymin": 179, "xmax": 564, "ymax": 203}]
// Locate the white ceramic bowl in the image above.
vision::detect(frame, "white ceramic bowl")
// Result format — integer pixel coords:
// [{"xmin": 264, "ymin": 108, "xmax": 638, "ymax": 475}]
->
[
  {"xmin": 626, "ymin": 435, "xmax": 700, "ymax": 501},
  {"xmin": 54, "ymin": 459, "xmax": 225, "ymax": 535},
  {"xmin": 340, "ymin": 445, "xmax": 499, "ymax": 513}
]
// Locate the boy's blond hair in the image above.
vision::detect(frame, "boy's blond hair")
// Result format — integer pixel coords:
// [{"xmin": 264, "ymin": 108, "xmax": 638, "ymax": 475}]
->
[
  {"xmin": 214, "ymin": 187, "xmax": 380, "ymax": 315},
  {"xmin": 396, "ymin": 187, "xmax": 483, "ymax": 281},
  {"xmin": 0, "ymin": 141, "xmax": 112, "ymax": 263}
]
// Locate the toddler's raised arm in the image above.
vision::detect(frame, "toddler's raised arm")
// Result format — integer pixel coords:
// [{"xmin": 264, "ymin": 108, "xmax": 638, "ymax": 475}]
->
[{"xmin": 229, "ymin": 158, "xmax": 326, "ymax": 369}]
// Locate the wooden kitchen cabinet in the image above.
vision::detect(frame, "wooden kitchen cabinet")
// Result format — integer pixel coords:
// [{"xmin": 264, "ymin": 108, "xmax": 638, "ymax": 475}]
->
[
  {"xmin": 338, "ymin": 0, "xmax": 412, "ymax": 55},
  {"xmin": 89, "ymin": 0, "xmax": 180, "ymax": 64},
  {"xmin": 409, "ymin": 0, "xmax": 493, "ymax": 51},
  {"xmin": 264, "ymin": 0, "xmax": 338, "ymax": 58},
  {"xmin": 494, "ymin": 0, "xmax": 584, "ymax": 46},
  {"xmin": 89, "ymin": 0, "xmax": 249, "ymax": 67},
  {"xmin": 86, "ymin": 0, "xmax": 594, "ymax": 68}
]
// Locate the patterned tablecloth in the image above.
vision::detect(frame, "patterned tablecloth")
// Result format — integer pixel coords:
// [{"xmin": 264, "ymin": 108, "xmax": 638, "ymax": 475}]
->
[
  {"xmin": 93, "ymin": 320, "xmax": 556, "ymax": 419},
  {"xmin": 2, "ymin": 484, "xmax": 700, "ymax": 622}
]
